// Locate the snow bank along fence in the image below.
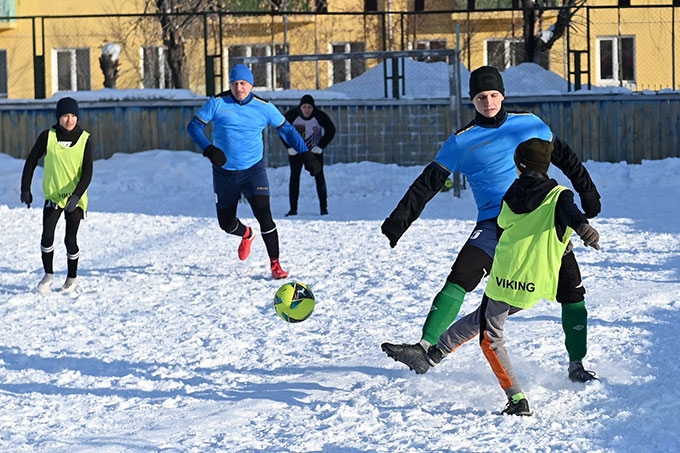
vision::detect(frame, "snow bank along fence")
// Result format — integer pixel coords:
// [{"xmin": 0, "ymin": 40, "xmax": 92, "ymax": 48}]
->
[{"xmin": 2, "ymin": 94, "xmax": 680, "ymax": 165}]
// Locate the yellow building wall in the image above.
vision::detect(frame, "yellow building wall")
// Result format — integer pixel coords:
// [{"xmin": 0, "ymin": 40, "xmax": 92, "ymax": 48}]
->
[
  {"xmin": 1, "ymin": 0, "xmax": 148, "ymax": 98},
  {"xmin": 1, "ymin": 0, "xmax": 678, "ymax": 97}
]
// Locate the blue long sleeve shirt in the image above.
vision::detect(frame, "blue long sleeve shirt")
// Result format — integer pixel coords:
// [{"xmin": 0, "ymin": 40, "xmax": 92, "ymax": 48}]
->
[
  {"xmin": 187, "ymin": 92, "xmax": 308, "ymax": 170},
  {"xmin": 433, "ymin": 112, "xmax": 553, "ymax": 221}
]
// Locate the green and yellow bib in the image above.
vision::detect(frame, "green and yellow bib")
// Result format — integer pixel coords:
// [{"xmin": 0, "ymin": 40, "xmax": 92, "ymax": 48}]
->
[
  {"xmin": 486, "ymin": 186, "xmax": 572, "ymax": 309},
  {"xmin": 43, "ymin": 128, "xmax": 89, "ymax": 210}
]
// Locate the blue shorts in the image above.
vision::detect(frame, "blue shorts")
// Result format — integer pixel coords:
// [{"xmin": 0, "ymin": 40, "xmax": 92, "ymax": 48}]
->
[
  {"xmin": 465, "ymin": 218, "xmax": 499, "ymax": 258},
  {"xmin": 212, "ymin": 159, "xmax": 270, "ymax": 209}
]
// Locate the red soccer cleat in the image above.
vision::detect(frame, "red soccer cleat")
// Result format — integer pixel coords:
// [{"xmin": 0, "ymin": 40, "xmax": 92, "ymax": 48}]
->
[
  {"xmin": 238, "ymin": 227, "xmax": 256, "ymax": 261},
  {"xmin": 270, "ymin": 259, "xmax": 288, "ymax": 279}
]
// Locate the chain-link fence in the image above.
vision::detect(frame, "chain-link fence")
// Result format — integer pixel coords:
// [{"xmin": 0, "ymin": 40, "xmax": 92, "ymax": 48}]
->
[{"xmin": 1, "ymin": 6, "xmax": 680, "ymax": 99}]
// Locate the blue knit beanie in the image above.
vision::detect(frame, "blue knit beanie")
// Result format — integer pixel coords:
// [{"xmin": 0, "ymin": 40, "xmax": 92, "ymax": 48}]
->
[
  {"xmin": 56, "ymin": 97, "xmax": 79, "ymax": 120},
  {"xmin": 229, "ymin": 64, "xmax": 254, "ymax": 85}
]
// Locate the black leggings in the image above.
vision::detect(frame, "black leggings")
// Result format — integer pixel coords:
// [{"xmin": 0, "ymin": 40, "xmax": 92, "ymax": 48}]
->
[
  {"xmin": 41, "ymin": 201, "xmax": 83, "ymax": 276},
  {"xmin": 216, "ymin": 195, "xmax": 280, "ymax": 259},
  {"xmin": 288, "ymin": 153, "xmax": 327, "ymax": 212}
]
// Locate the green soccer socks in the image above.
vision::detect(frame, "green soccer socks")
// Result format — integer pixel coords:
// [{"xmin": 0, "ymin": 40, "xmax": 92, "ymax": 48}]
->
[
  {"xmin": 421, "ymin": 282, "xmax": 467, "ymax": 346},
  {"xmin": 561, "ymin": 301, "xmax": 588, "ymax": 362}
]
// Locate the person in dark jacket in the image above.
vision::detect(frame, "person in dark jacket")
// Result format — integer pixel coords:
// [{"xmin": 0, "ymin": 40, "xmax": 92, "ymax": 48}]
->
[
  {"xmin": 281, "ymin": 94, "xmax": 336, "ymax": 216},
  {"xmin": 381, "ymin": 66, "xmax": 601, "ymax": 383},
  {"xmin": 394, "ymin": 138, "xmax": 601, "ymax": 416},
  {"xmin": 20, "ymin": 97, "xmax": 94, "ymax": 294}
]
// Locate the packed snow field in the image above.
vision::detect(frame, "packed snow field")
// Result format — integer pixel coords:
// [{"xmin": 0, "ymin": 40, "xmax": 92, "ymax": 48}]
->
[{"xmin": 1, "ymin": 151, "xmax": 679, "ymax": 452}]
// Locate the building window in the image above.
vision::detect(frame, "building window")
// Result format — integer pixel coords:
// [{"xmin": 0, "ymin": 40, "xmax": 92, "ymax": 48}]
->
[
  {"xmin": 228, "ymin": 44, "xmax": 278, "ymax": 90},
  {"xmin": 142, "ymin": 46, "xmax": 168, "ymax": 89},
  {"xmin": 471, "ymin": 0, "xmax": 515, "ymax": 9},
  {"xmin": 469, "ymin": 0, "xmax": 558, "ymax": 8},
  {"xmin": 597, "ymin": 36, "xmax": 635, "ymax": 87},
  {"xmin": 414, "ymin": 0, "xmax": 425, "ymax": 11},
  {"xmin": 413, "ymin": 39, "xmax": 447, "ymax": 62},
  {"xmin": 365, "ymin": 0, "xmax": 378, "ymax": 12},
  {"xmin": 330, "ymin": 42, "xmax": 366, "ymax": 85},
  {"xmin": 0, "ymin": 49, "xmax": 7, "ymax": 98},
  {"xmin": 53, "ymin": 48, "xmax": 90, "ymax": 92},
  {"xmin": 486, "ymin": 38, "xmax": 549, "ymax": 70},
  {"xmin": 316, "ymin": 0, "xmax": 328, "ymax": 13},
  {"xmin": 0, "ymin": 0, "xmax": 16, "ymax": 22}
]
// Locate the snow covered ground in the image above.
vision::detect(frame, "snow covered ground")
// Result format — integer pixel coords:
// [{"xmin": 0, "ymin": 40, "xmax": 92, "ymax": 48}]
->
[{"xmin": 1, "ymin": 150, "xmax": 679, "ymax": 452}]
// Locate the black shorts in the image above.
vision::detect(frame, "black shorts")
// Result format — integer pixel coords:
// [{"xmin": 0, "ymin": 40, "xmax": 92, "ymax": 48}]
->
[{"xmin": 213, "ymin": 159, "xmax": 270, "ymax": 208}]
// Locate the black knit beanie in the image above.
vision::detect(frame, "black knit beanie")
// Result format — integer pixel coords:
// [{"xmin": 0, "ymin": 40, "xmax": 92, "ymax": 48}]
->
[
  {"xmin": 56, "ymin": 97, "xmax": 79, "ymax": 120},
  {"xmin": 299, "ymin": 94, "xmax": 315, "ymax": 107},
  {"xmin": 469, "ymin": 66, "xmax": 505, "ymax": 99},
  {"xmin": 514, "ymin": 138, "xmax": 553, "ymax": 174}
]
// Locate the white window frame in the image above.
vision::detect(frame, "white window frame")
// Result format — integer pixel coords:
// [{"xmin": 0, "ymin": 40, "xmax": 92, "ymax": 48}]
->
[
  {"xmin": 141, "ymin": 46, "xmax": 167, "ymax": 89},
  {"xmin": 596, "ymin": 35, "xmax": 636, "ymax": 89},
  {"xmin": 409, "ymin": 39, "xmax": 448, "ymax": 62},
  {"xmin": 225, "ymin": 44, "xmax": 274, "ymax": 90},
  {"xmin": 485, "ymin": 38, "xmax": 523, "ymax": 70},
  {"xmin": 52, "ymin": 48, "xmax": 90, "ymax": 93},
  {"xmin": 328, "ymin": 42, "xmax": 366, "ymax": 86}
]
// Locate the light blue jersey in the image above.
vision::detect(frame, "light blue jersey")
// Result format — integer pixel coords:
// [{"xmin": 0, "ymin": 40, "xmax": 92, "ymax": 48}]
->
[
  {"xmin": 194, "ymin": 94, "xmax": 286, "ymax": 170},
  {"xmin": 434, "ymin": 112, "xmax": 553, "ymax": 221}
]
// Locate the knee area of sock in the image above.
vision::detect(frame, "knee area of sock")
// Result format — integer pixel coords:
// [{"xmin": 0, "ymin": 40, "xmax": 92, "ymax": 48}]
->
[
  {"xmin": 561, "ymin": 300, "xmax": 586, "ymax": 313},
  {"xmin": 442, "ymin": 281, "xmax": 467, "ymax": 296}
]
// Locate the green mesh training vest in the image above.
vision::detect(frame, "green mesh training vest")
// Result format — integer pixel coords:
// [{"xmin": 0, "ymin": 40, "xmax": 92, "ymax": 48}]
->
[
  {"xmin": 485, "ymin": 185, "xmax": 572, "ymax": 309},
  {"xmin": 43, "ymin": 129, "xmax": 89, "ymax": 210}
]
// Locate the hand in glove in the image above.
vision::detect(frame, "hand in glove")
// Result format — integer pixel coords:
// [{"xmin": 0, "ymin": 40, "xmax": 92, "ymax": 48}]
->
[
  {"xmin": 302, "ymin": 151, "xmax": 322, "ymax": 177},
  {"xmin": 64, "ymin": 195, "xmax": 80, "ymax": 212},
  {"xmin": 579, "ymin": 190, "xmax": 601, "ymax": 219},
  {"xmin": 381, "ymin": 220, "xmax": 400, "ymax": 248},
  {"xmin": 202, "ymin": 145, "xmax": 227, "ymax": 167},
  {"xmin": 311, "ymin": 146, "xmax": 323, "ymax": 154},
  {"xmin": 287, "ymin": 148, "xmax": 298, "ymax": 156},
  {"xmin": 21, "ymin": 191, "xmax": 32, "ymax": 208},
  {"xmin": 575, "ymin": 223, "xmax": 600, "ymax": 250}
]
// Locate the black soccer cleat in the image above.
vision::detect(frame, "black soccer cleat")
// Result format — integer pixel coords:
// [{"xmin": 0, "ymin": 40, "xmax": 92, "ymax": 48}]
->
[
  {"xmin": 381, "ymin": 342, "xmax": 431, "ymax": 374},
  {"xmin": 501, "ymin": 397, "xmax": 532, "ymax": 416},
  {"xmin": 568, "ymin": 361, "xmax": 599, "ymax": 383}
]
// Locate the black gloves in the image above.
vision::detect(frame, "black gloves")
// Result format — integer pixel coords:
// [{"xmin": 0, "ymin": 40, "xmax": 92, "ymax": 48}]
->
[
  {"xmin": 579, "ymin": 190, "xmax": 601, "ymax": 219},
  {"xmin": 575, "ymin": 223, "xmax": 600, "ymax": 250},
  {"xmin": 203, "ymin": 145, "xmax": 227, "ymax": 167},
  {"xmin": 381, "ymin": 220, "xmax": 400, "ymax": 248},
  {"xmin": 21, "ymin": 191, "xmax": 32, "ymax": 208},
  {"xmin": 302, "ymin": 151, "xmax": 322, "ymax": 177},
  {"xmin": 65, "ymin": 195, "xmax": 80, "ymax": 212}
]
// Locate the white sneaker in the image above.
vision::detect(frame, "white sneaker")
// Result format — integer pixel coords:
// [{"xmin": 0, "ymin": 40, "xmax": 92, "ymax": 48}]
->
[
  {"xmin": 60, "ymin": 277, "xmax": 77, "ymax": 293},
  {"xmin": 36, "ymin": 273, "xmax": 54, "ymax": 294}
]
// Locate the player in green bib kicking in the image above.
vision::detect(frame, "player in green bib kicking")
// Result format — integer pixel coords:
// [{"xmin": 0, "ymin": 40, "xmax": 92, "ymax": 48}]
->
[
  {"xmin": 382, "ymin": 66, "xmax": 601, "ymax": 383},
  {"xmin": 393, "ymin": 138, "xmax": 601, "ymax": 415},
  {"xmin": 21, "ymin": 97, "xmax": 94, "ymax": 294}
]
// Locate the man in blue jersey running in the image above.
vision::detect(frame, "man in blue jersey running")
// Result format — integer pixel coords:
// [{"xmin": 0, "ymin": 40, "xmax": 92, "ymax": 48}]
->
[
  {"xmin": 187, "ymin": 64, "xmax": 320, "ymax": 279},
  {"xmin": 381, "ymin": 66, "xmax": 601, "ymax": 382}
]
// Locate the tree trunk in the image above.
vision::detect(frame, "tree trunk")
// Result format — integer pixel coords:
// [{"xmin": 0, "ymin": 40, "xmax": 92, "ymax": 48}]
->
[
  {"xmin": 99, "ymin": 54, "xmax": 120, "ymax": 89},
  {"xmin": 158, "ymin": 15, "xmax": 189, "ymax": 88}
]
